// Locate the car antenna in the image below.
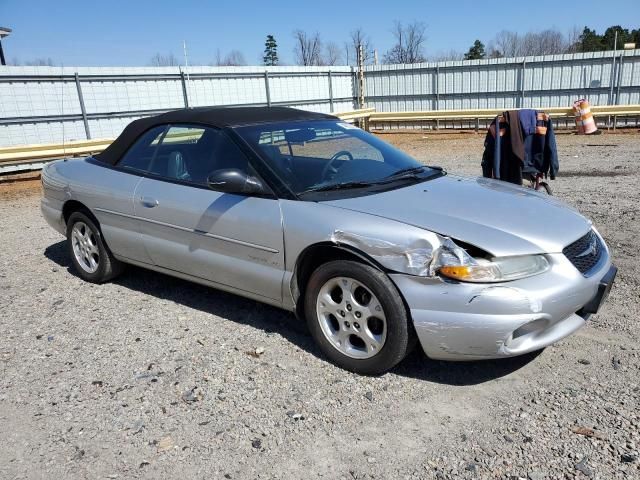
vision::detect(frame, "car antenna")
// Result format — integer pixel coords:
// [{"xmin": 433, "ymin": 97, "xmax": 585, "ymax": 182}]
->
[
  {"xmin": 183, "ymin": 40, "xmax": 191, "ymax": 109},
  {"xmin": 60, "ymin": 62, "xmax": 67, "ymax": 160}
]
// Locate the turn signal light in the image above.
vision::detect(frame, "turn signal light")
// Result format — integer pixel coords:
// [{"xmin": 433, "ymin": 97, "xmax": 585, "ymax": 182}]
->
[{"xmin": 439, "ymin": 265, "xmax": 473, "ymax": 280}]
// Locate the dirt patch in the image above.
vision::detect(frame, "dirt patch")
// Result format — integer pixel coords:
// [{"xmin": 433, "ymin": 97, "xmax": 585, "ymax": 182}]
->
[
  {"xmin": 559, "ymin": 169, "xmax": 636, "ymax": 178},
  {"xmin": 0, "ymin": 174, "xmax": 41, "ymax": 200}
]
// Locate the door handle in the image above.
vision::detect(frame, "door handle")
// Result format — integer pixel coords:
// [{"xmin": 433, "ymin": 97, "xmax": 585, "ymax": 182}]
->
[{"xmin": 140, "ymin": 196, "xmax": 159, "ymax": 208}]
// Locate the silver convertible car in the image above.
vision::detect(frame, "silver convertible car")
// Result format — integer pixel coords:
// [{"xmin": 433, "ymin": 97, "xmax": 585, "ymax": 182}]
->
[{"xmin": 41, "ymin": 107, "xmax": 616, "ymax": 374}]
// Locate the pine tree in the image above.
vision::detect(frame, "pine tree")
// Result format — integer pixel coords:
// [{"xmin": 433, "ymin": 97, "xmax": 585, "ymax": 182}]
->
[
  {"xmin": 578, "ymin": 27, "xmax": 605, "ymax": 52},
  {"xmin": 263, "ymin": 35, "xmax": 278, "ymax": 66},
  {"xmin": 464, "ymin": 40, "xmax": 486, "ymax": 60}
]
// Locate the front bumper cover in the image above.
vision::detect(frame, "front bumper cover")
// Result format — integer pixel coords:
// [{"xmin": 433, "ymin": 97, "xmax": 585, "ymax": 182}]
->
[{"xmin": 391, "ymin": 252, "xmax": 614, "ymax": 361}]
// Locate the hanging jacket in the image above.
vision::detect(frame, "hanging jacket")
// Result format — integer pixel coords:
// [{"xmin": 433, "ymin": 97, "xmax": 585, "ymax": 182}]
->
[
  {"xmin": 519, "ymin": 109, "xmax": 537, "ymax": 136},
  {"xmin": 481, "ymin": 112, "xmax": 523, "ymax": 185},
  {"xmin": 522, "ymin": 112, "xmax": 559, "ymax": 179},
  {"xmin": 482, "ymin": 110, "xmax": 559, "ymax": 185}
]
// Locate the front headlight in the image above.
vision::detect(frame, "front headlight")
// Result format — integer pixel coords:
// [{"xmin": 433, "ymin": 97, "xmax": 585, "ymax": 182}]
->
[
  {"xmin": 330, "ymin": 229, "xmax": 549, "ymax": 281},
  {"xmin": 438, "ymin": 254, "xmax": 549, "ymax": 283}
]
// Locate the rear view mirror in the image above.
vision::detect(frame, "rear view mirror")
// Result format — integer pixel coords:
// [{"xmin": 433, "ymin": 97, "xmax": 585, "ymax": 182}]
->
[
  {"xmin": 284, "ymin": 128, "xmax": 316, "ymax": 144},
  {"xmin": 207, "ymin": 168, "xmax": 269, "ymax": 195}
]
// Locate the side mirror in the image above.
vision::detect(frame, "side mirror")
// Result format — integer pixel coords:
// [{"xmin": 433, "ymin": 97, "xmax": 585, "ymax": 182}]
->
[{"xmin": 207, "ymin": 168, "xmax": 268, "ymax": 195}]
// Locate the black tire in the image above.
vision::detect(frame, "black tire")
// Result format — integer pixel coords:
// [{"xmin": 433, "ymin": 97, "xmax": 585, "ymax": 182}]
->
[
  {"xmin": 304, "ymin": 260, "xmax": 414, "ymax": 375},
  {"xmin": 536, "ymin": 181, "xmax": 553, "ymax": 195},
  {"xmin": 66, "ymin": 211, "xmax": 124, "ymax": 283}
]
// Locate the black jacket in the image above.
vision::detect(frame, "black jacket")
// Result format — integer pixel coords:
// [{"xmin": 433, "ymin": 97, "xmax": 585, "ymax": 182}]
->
[{"xmin": 482, "ymin": 110, "xmax": 559, "ymax": 185}]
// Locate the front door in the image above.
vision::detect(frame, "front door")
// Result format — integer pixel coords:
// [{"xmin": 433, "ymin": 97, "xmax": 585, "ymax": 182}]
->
[{"xmin": 132, "ymin": 124, "xmax": 285, "ymax": 303}]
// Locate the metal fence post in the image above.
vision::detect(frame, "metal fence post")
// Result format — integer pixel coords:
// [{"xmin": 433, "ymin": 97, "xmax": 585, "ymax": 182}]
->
[
  {"xmin": 349, "ymin": 66, "xmax": 357, "ymax": 109},
  {"xmin": 74, "ymin": 72, "xmax": 91, "ymax": 140},
  {"xmin": 435, "ymin": 65, "xmax": 440, "ymax": 130},
  {"xmin": 520, "ymin": 60, "xmax": 526, "ymax": 108},
  {"xmin": 180, "ymin": 70, "xmax": 189, "ymax": 108},
  {"xmin": 264, "ymin": 71, "xmax": 271, "ymax": 107},
  {"xmin": 608, "ymin": 53, "xmax": 617, "ymax": 106},
  {"xmin": 327, "ymin": 70, "xmax": 334, "ymax": 112},
  {"xmin": 615, "ymin": 54, "xmax": 624, "ymax": 105}
]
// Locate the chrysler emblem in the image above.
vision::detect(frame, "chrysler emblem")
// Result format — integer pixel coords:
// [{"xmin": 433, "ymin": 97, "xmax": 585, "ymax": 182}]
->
[{"xmin": 576, "ymin": 237, "xmax": 597, "ymax": 258}]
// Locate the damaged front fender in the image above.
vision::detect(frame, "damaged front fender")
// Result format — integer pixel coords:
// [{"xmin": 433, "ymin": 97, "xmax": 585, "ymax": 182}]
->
[{"xmin": 330, "ymin": 229, "xmax": 476, "ymax": 277}]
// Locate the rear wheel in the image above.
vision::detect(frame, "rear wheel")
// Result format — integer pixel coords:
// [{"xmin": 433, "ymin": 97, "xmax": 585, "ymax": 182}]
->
[
  {"xmin": 66, "ymin": 211, "xmax": 123, "ymax": 283},
  {"xmin": 304, "ymin": 260, "xmax": 413, "ymax": 375}
]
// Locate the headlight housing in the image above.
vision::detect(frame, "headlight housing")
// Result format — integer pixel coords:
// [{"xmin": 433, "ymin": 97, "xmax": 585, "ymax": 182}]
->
[
  {"xmin": 435, "ymin": 236, "xmax": 549, "ymax": 283},
  {"xmin": 329, "ymin": 229, "xmax": 549, "ymax": 281}
]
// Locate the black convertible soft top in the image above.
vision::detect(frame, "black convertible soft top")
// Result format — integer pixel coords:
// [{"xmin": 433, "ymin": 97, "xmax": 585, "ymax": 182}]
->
[{"xmin": 96, "ymin": 106, "xmax": 337, "ymax": 165}]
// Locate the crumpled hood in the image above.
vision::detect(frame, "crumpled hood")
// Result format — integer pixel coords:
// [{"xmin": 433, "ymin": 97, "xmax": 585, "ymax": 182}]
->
[{"xmin": 323, "ymin": 175, "xmax": 592, "ymax": 257}]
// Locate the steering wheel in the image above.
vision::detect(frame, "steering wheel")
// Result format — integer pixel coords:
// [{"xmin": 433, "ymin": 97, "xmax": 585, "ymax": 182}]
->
[{"xmin": 321, "ymin": 150, "xmax": 354, "ymax": 180}]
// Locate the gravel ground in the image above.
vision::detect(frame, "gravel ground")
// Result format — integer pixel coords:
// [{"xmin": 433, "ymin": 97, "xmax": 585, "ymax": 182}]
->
[{"xmin": 1, "ymin": 132, "xmax": 639, "ymax": 479}]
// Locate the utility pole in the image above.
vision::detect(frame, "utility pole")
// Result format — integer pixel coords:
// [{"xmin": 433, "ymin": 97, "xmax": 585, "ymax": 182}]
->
[
  {"xmin": 0, "ymin": 27, "xmax": 12, "ymax": 66},
  {"xmin": 608, "ymin": 30, "xmax": 618, "ymax": 107},
  {"xmin": 357, "ymin": 43, "xmax": 365, "ymax": 109}
]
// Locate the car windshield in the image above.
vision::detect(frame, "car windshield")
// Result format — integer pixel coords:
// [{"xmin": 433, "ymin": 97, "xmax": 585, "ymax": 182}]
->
[{"xmin": 235, "ymin": 120, "xmax": 440, "ymax": 197}]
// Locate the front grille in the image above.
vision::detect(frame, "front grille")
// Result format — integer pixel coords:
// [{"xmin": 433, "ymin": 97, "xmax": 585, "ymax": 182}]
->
[{"xmin": 563, "ymin": 230, "xmax": 603, "ymax": 275}]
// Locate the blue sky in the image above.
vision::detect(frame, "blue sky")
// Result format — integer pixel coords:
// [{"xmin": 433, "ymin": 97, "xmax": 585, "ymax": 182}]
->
[{"xmin": 1, "ymin": 0, "xmax": 638, "ymax": 66}]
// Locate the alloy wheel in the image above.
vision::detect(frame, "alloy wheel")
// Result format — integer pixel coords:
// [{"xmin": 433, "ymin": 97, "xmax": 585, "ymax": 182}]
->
[
  {"xmin": 316, "ymin": 276, "xmax": 387, "ymax": 359},
  {"xmin": 71, "ymin": 221, "xmax": 100, "ymax": 273}
]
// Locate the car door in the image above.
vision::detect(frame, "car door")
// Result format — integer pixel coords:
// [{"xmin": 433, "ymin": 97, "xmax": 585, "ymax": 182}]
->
[
  {"xmin": 133, "ymin": 125, "xmax": 285, "ymax": 303},
  {"xmin": 91, "ymin": 125, "xmax": 168, "ymax": 264}
]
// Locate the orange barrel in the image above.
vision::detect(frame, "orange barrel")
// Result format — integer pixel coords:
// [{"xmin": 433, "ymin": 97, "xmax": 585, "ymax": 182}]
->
[{"xmin": 573, "ymin": 99, "xmax": 597, "ymax": 134}]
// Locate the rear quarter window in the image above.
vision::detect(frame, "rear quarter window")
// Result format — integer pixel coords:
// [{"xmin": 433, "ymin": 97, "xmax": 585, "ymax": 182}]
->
[{"xmin": 117, "ymin": 125, "xmax": 167, "ymax": 172}]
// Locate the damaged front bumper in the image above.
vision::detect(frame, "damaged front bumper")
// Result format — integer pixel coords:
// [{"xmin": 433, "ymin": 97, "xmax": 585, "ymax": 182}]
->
[{"xmin": 390, "ymin": 252, "xmax": 613, "ymax": 361}]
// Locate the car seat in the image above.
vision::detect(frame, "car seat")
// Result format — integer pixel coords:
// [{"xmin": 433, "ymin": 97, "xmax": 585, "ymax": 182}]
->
[{"xmin": 166, "ymin": 151, "xmax": 191, "ymax": 181}]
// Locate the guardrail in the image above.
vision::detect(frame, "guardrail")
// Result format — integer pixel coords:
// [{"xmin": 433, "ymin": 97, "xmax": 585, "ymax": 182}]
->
[
  {"xmin": 368, "ymin": 104, "xmax": 640, "ymax": 122},
  {"xmin": 368, "ymin": 105, "xmax": 640, "ymax": 130},
  {"xmin": 0, "ymin": 139, "xmax": 113, "ymax": 175},
  {"xmin": 334, "ymin": 107, "xmax": 375, "ymax": 121},
  {"xmin": 1, "ymin": 105, "xmax": 639, "ymax": 175}
]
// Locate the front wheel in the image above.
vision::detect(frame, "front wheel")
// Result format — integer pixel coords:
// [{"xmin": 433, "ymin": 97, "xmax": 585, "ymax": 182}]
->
[
  {"xmin": 304, "ymin": 260, "xmax": 414, "ymax": 375},
  {"xmin": 66, "ymin": 211, "xmax": 124, "ymax": 283}
]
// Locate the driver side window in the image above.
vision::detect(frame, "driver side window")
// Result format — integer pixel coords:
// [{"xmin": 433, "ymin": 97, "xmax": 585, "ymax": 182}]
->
[{"xmin": 122, "ymin": 124, "xmax": 253, "ymax": 186}]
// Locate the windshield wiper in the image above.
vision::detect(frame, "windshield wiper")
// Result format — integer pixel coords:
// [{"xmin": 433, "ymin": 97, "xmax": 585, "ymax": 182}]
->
[
  {"xmin": 298, "ymin": 166, "xmax": 445, "ymax": 196},
  {"xmin": 382, "ymin": 165, "xmax": 445, "ymax": 180},
  {"xmin": 299, "ymin": 180, "xmax": 374, "ymax": 194},
  {"xmin": 383, "ymin": 166, "xmax": 427, "ymax": 179}
]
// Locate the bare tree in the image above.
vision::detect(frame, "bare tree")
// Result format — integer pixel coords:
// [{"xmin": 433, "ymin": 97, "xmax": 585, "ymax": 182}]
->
[
  {"xmin": 348, "ymin": 27, "xmax": 374, "ymax": 65},
  {"xmin": 383, "ymin": 21, "xmax": 427, "ymax": 64},
  {"xmin": 488, "ymin": 29, "xmax": 570, "ymax": 58},
  {"xmin": 490, "ymin": 30, "xmax": 520, "ymax": 57},
  {"xmin": 537, "ymin": 29, "xmax": 567, "ymax": 55},
  {"xmin": 518, "ymin": 30, "xmax": 565, "ymax": 56},
  {"xmin": 431, "ymin": 50, "xmax": 464, "ymax": 62},
  {"xmin": 22, "ymin": 57, "xmax": 55, "ymax": 66},
  {"xmin": 293, "ymin": 30, "xmax": 323, "ymax": 66},
  {"xmin": 565, "ymin": 25, "xmax": 582, "ymax": 53},
  {"xmin": 149, "ymin": 53, "xmax": 179, "ymax": 67},
  {"xmin": 487, "ymin": 47, "xmax": 504, "ymax": 58},
  {"xmin": 214, "ymin": 49, "xmax": 246, "ymax": 66},
  {"xmin": 324, "ymin": 42, "xmax": 343, "ymax": 65}
]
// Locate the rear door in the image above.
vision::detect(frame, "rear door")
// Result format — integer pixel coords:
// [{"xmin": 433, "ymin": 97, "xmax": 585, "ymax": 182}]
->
[{"xmin": 133, "ymin": 125, "xmax": 285, "ymax": 303}]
